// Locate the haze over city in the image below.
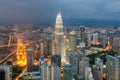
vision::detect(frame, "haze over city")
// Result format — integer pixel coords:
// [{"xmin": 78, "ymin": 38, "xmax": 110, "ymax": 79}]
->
[{"xmin": 0, "ymin": 0, "xmax": 120, "ymax": 25}]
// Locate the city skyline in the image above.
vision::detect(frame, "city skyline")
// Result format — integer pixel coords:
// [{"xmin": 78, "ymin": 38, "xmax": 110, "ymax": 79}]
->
[{"xmin": 0, "ymin": 1, "xmax": 120, "ymax": 80}]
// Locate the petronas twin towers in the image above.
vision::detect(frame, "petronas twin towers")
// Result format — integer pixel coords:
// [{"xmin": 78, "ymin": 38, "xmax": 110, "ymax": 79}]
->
[{"xmin": 54, "ymin": 12, "xmax": 66, "ymax": 62}]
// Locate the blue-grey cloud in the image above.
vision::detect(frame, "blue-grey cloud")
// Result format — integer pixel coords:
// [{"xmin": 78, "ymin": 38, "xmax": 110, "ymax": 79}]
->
[{"xmin": 0, "ymin": 0, "xmax": 120, "ymax": 24}]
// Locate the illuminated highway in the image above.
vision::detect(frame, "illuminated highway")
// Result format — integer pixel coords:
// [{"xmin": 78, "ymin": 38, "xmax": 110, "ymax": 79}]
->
[
  {"xmin": 15, "ymin": 66, "xmax": 27, "ymax": 80},
  {"xmin": 0, "ymin": 50, "xmax": 17, "ymax": 64},
  {"xmin": 0, "ymin": 39, "xmax": 41, "ymax": 64}
]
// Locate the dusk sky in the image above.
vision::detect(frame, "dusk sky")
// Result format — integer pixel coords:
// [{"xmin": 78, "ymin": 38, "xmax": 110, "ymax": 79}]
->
[{"xmin": 0, "ymin": 0, "xmax": 120, "ymax": 23}]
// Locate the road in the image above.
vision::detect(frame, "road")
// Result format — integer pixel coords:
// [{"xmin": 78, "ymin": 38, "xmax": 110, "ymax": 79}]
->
[
  {"xmin": 15, "ymin": 66, "xmax": 27, "ymax": 80},
  {"xmin": 0, "ymin": 50, "xmax": 17, "ymax": 64}
]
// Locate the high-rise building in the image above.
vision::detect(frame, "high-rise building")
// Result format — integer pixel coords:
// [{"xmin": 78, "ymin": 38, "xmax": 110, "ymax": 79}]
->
[
  {"xmin": 51, "ymin": 55, "xmax": 61, "ymax": 67},
  {"xmin": 87, "ymin": 33, "xmax": 92, "ymax": 47},
  {"xmin": 0, "ymin": 70, "xmax": 5, "ymax": 80},
  {"xmin": 0, "ymin": 65, "xmax": 11, "ymax": 80},
  {"xmin": 80, "ymin": 26, "xmax": 85, "ymax": 42},
  {"xmin": 41, "ymin": 64, "xmax": 61, "ymax": 80},
  {"xmin": 40, "ymin": 43, "xmax": 44, "ymax": 55},
  {"xmin": 64, "ymin": 64, "xmax": 73, "ymax": 80},
  {"xmin": 69, "ymin": 31, "xmax": 77, "ymax": 51},
  {"xmin": 44, "ymin": 35, "xmax": 52, "ymax": 57},
  {"xmin": 26, "ymin": 47, "xmax": 34, "ymax": 72},
  {"xmin": 54, "ymin": 12, "xmax": 66, "ymax": 62},
  {"xmin": 41, "ymin": 64, "xmax": 51, "ymax": 80},
  {"xmin": 85, "ymin": 67, "xmax": 94, "ymax": 80},
  {"xmin": 68, "ymin": 52, "xmax": 78, "ymax": 74},
  {"xmin": 106, "ymin": 55, "xmax": 120, "ymax": 80},
  {"xmin": 112, "ymin": 37, "xmax": 120, "ymax": 54},
  {"xmin": 95, "ymin": 58, "xmax": 103, "ymax": 80},
  {"xmin": 92, "ymin": 33, "xmax": 99, "ymax": 45},
  {"xmin": 52, "ymin": 39, "xmax": 55, "ymax": 55},
  {"xmin": 79, "ymin": 57, "xmax": 89, "ymax": 75},
  {"xmin": 102, "ymin": 34, "xmax": 108, "ymax": 48}
]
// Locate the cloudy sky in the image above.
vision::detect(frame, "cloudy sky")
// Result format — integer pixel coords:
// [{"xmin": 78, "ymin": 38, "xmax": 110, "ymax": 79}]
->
[{"xmin": 0, "ymin": 0, "xmax": 120, "ymax": 23}]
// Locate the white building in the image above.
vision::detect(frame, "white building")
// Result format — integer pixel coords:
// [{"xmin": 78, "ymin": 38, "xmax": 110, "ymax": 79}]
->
[
  {"xmin": 87, "ymin": 33, "xmax": 92, "ymax": 47},
  {"xmin": 92, "ymin": 33, "xmax": 98, "ymax": 45},
  {"xmin": 41, "ymin": 64, "xmax": 61, "ymax": 80},
  {"xmin": 40, "ymin": 43, "xmax": 44, "ymax": 55},
  {"xmin": 106, "ymin": 55, "xmax": 120, "ymax": 80},
  {"xmin": 79, "ymin": 58, "xmax": 89, "ymax": 75},
  {"xmin": 0, "ymin": 65, "xmax": 11, "ymax": 80},
  {"xmin": 54, "ymin": 12, "xmax": 66, "ymax": 62},
  {"xmin": 85, "ymin": 67, "xmax": 94, "ymax": 80},
  {"xmin": 95, "ymin": 58, "xmax": 103, "ymax": 80}
]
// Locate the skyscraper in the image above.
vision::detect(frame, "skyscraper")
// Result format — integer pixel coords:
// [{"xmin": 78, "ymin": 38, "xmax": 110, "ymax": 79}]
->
[
  {"xmin": 64, "ymin": 64, "xmax": 73, "ymax": 80},
  {"xmin": 69, "ymin": 31, "xmax": 77, "ymax": 51},
  {"xmin": 41, "ymin": 64, "xmax": 61, "ymax": 80},
  {"xmin": 80, "ymin": 26, "xmax": 85, "ymax": 42},
  {"xmin": 106, "ymin": 55, "xmax": 120, "ymax": 80},
  {"xmin": 92, "ymin": 33, "xmax": 99, "ymax": 45},
  {"xmin": 87, "ymin": 33, "xmax": 92, "ymax": 47},
  {"xmin": 95, "ymin": 58, "xmax": 103, "ymax": 80},
  {"xmin": 0, "ymin": 65, "xmax": 11, "ymax": 80},
  {"xmin": 54, "ymin": 12, "xmax": 66, "ymax": 62},
  {"xmin": 26, "ymin": 47, "xmax": 34, "ymax": 72}
]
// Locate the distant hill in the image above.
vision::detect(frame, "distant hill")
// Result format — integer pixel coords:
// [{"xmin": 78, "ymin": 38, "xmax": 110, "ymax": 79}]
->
[
  {"xmin": 63, "ymin": 18, "xmax": 120, "ymax": 27},
  {"xmin": 0, "ymin": 18, "xmax": 120, "ymax": 27}
]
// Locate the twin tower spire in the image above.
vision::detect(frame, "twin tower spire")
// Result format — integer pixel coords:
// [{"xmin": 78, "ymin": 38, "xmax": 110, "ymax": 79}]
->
[{"xmin": 54, "ymin": 12, "xmax": 66, "ymax": 62}]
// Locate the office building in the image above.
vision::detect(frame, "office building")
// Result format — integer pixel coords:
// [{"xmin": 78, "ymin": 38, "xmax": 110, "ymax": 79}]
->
[
  {"xmin": 79, "ymin": 57, "xmax": 89, "ymax": 75},
  {"xmin": 68, "ymin": 52, "xmax": 78, "ymax": 74},
  {"xmin": 87, "ymin": 33, "xmax": 92, "ymax": 47},
  {"xmin": 40, "ymin": 43, "xmax": 44, "ymax": 55},
  {"xmin": 85, "ymin": 67, "xmax": 94, "ymax": 80},
  {"xmin": 80, "ymin": 26, "xmax": 85, "ymax": 42},
  {"xmin": 95, "ymin": 58, "xmax": 103, "ymax": 80},
  {"xmin": 64, "ymin": 64, "xmax": 73, "ymax": 80},
  {"xmin": 51, "ymin": 55, "xmax": 61, "ymax": 67},
  {"xmin": 106, "ymin": 55, "xmax": 120, "ymax": 80},
  {"xmin": 69, "ymin": 31, "xmax": 77, "ymax": 51},
  {"xmin": 92, "ymin": 33, "xmax": 99, "ymax": 45},
  {"xmin": 41, "ymin": 64, "xmax": 61, "ymax": 80},
  {"xmin": 26, "ymin": 47, "xmax": 34, "ymax": 72},
  {"xmin": 0, "ymin": 65, "xmax": 11, "ymax": 80}
]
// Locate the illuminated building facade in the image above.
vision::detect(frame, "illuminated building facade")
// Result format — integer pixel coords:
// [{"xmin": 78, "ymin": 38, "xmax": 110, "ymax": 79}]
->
[
  {"xmin": 69, "ymin": 31, "xmax": 77, "ymax": 51},
  {"xmin": 54, "ymin": 12, "xmax": 66, "ymax": 62},
  {"xmin": 87, "ymin": 33, "xmax": 92, "ymax": 47},
  {"xmin": 92, "ymin": 33, "xmax": 99, "ymax": 45},
  {"xmin": 17, "ymin": 38, "xmax": 27, "ymax": 66},
  {"xmin": 106, "ymin": 55, "xmax": 120, "ymax": 80},
  {"xmin": 103, "ymin": 37, "xmax": 111, "ymax": 51}
]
